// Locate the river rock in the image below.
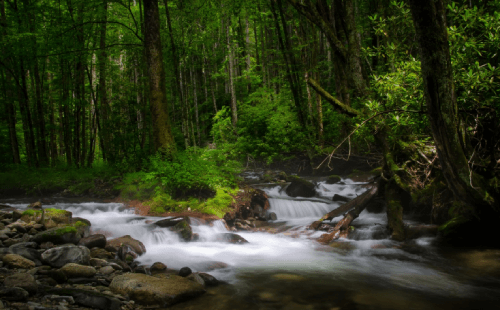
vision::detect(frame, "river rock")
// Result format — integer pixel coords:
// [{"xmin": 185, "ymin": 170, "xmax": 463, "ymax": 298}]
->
[
  {"xmin": 41, "ymin": 245, "xmax": 90, "ymax": 268},
  {"xmin": 186, "ymin": 273, "xmax": 205, "ymax": 286},
  {"xmin": 0, "ymin": 287, "xmax": 29, "ymax": 301},
  {"xmin": 155, "ymin": 216, "xmax": 190, "ymax": 228},
  {"xmin": 47, "ymin": 288, "xmax": 123, "ymax": 310},
  {"xmin": 100, "ymin": 265, "xmax": 115, "ymax": 275},
  {"xmin": 179, "ymin": 267, "xmax": 192, "ymax": 277},
  {"xmin": 60, "ymin": 263, "xmax": 97, "ymax": 278},
  {"xmin": 285, "ymin": 176, "xmax": 316, "ymax": 197},
  {"xmin": 79, "ymin": 234, "xmax": 106, "ymax": 249},
  {"xmin": 198, "ymin": 273, "xmax": 219, "ymax": 286},
  {"xmin": 214, "ymin": 233, "xmax": 249, "ymax": 244},
  {"xmin": 326, "ymin": 175, "xmax": 342, "ymax": 184},
  {"xmin": 107, "ymin": 235, "xmax": 146, "ymax": 255},
  {"xmin": 109, "ymin": 273, "xmax": 205, "ymax": 307},
  {"xmin": 4, "ymin": 273, "xmax": 37, "ymax": 294},
  {"xmin": 150, "ymin": 262, "xmax": 167, "ymax": 274},
  {"xmin": 32, "ymin": 225, "xmax": 82, "ymax": 245},
  {"xmin": 2, "ymin": 253, "xmax": 36, "ymax": 269},
  {"xmin": 90, "ymin": 248, "xmax": 114, "ymax": 259},
  {"xmin": 170, "ymin": 220, "xmax": 193, "ymax": 242},
  {"xmin": 267, "ymin": 212, "xmax": 278, "ymax": 221}
]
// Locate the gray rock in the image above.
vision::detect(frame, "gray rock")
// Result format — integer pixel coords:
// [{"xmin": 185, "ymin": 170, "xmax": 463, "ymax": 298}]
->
[
  {"xmin": 78, "ymin": 234, "xmax": 106, "ymax": 249},
  {"xmin": 214, "ymin": 233, "xmax": 249, "ymax": 244},
  {"xmin": 155, "ymin": 216, "xmax": 190, "ymax": 228},
  {"xmin": 4, "ymin": 273, "xmax": 37, "ymax": 294},
  {"xmin": 41, "ymin": 245, "xmax": 90, "ymax": 268},
  {"xmin": 285, "ymin": 176, "xmax": 316, "ymax": 197},
  {"xmin": 32, "ymin": 226, "xmax": 81, "ymax": 245}
]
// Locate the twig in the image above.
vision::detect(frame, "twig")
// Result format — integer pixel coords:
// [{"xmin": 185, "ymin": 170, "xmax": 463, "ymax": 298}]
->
[{"xmin": 316, "ymin": 109, "xmax": 423, "ymax": 170}]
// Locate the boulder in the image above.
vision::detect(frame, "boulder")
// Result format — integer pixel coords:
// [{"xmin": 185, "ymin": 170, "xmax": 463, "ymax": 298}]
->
[
  {"xmin": 107, "ymin": 235, "xmax": 146, "ymax": 255},
  {"xmin": 4, "ymin": 273, "xmax": 37, "ymax": 294},
  {"xmin": 109, "ymin": 273, "xmax": 205, "ymax": 307},
  {"xmin": 2, "ymin": 254, "xmax": 35, "ymax": 269},
  {"xmin": 214, "ymin": 233, "xmax": 249, "ymax": 244},
  {"xmin": 285, "ymin": 176, "xmax": 316, "ymax": 197},
  {"xmin": 79, "ymin": 234, "xmax": 106, "ymax": 249},
  {"xmin": 326, "ymin": 175, "xmax": 342, "ymax": 184},
  {"xmin": 155, "ymin": 216, "xmax": 190, "ymax": 228},
  {"xmin": 90, "ymin": 248, "xmax": 114, "ymax": 259},
  {"xmin": 0, "ymin": 287, "xmax": 29, "ymax": 301},
  {"xmin": 41, "ymin": 245, "xmax": 90, "ymax": 268},
  {"xmin": 60, "ymin": 263, "xmax": 97, "ymax": 278},
  {"xmin": 170, "ymin": 220, "xmax": 193, "ymax": 242},
  {"xmin": 32, "ymin": 225, "xmax": 82, "ymax": 245},
  {"xmin": 8, "ymin": 245, "xmax": 41, "ymax": 263}
]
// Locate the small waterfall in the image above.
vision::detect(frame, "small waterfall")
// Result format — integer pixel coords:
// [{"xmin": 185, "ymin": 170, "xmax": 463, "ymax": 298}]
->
[
  {"xmin": 211, "ymin": 219, "xmax": 229, "ymax": 232},
  {"xmin": 268, "ymin": 198, "xmax": 335, "ymax": 219}
]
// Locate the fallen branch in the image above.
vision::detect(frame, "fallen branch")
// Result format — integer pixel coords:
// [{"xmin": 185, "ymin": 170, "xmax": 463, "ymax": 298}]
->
[
  {"xmin": 315, "ymin": 185, "xmax": 378, "ymax": 244},
  {"xmin": 306, "ymin": 78, "xmax": 360, "ymax": 117}
]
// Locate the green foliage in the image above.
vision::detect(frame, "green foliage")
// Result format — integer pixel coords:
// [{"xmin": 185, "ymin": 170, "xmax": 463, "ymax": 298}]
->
[
  {"xmin": 147, "ymin": 186, "xmax": 238, "ymax": 218},
  {"xmin": 212, "ymin": 88, "xmax": 308, "ymax": 163}
]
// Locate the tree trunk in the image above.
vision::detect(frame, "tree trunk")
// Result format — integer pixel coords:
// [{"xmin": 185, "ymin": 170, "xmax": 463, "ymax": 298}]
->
[
  {"xmin": 98, "ymin": 0, "xmax": 110, "ymax": 162},
  {"xmin": 143, "ymin": 0, "xmax": 175, "ymax": 155},
  {"xmin": 227, "ymin": 19, "xmax": 238, "ymax": 128},
  {"xmin": 408, "ymin": 0, "xmax": 496, "ymax": 210}
]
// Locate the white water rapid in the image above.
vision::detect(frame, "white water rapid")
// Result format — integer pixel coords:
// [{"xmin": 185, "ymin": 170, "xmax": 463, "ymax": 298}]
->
[{"xmin": 5, "ymin": 177, "xmax": 500, "ymax": 309}]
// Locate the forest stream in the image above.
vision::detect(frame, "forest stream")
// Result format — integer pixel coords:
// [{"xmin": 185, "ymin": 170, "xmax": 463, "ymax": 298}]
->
[{"xmin": 2, "ymin": 174, "xmax": 500, "ymax": 310}]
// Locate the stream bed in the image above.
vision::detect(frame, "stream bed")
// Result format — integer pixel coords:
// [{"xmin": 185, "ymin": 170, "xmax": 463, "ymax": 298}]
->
[{"xmin": 3, "ymin": 178, "xmax": 500, "ymax": 309}]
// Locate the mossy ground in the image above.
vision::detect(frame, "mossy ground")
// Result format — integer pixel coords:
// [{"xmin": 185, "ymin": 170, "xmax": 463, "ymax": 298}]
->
[{"xmin": 145, "ymin": 187, "xmax": 238, "ymax": 218}]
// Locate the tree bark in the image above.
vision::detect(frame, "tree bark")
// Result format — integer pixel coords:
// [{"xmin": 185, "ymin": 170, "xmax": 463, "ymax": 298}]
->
[
  {"xmin": 408, "ymin": 0, "xmax": 496, "ymax": 209},
  {"xmin": 143, "ymin": 0, "xmax": 175, "ymax": 155}
]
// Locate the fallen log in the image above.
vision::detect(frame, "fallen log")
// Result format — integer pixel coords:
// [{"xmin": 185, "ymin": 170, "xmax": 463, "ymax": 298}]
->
[
  {"xmin": 319, "ymin": 185, "xmax": 378, "ymax": 222},
  {"xmin": 316, "ymin": 185, "xmax": 379, "ymax": 244}
]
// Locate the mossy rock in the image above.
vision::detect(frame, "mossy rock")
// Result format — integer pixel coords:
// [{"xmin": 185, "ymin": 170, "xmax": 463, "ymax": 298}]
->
[
  {"xmin": 21, "ymin": 208, "xmax": 73, "ymax": 229},
  {"xmin": 285, "ymin": 176, "xmax": 316, "ymax": 198},
  {"xmin": 32, "ymin": 223, "xmax": 87, "ymax": 245},
  {"xmin": 171, "ymin": 220, "xmax": 193, "ymax": 242},
  {"xmin": 326, "ymin": 175, "xmax": 341, "ymax": 184}
]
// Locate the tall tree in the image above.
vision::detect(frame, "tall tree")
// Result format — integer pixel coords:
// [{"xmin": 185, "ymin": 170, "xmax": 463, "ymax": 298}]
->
[
  {"xmin": 408, "ymin": 0, "xmax": 498, "ymax": 219},
  {"xmin": 143, "ymin": 0, "xmax": 175, "ymax": 155}
]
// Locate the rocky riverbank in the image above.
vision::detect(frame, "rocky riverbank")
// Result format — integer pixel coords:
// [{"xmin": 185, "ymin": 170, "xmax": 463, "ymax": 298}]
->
[{"xmin": 0, "ymin": 203, "xmax": 224, "ymax": 309}]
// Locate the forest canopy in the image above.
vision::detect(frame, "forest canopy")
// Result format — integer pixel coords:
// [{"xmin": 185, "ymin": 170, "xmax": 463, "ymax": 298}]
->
[{"xmin": 0, "ymin": 0, "xmax": 499, "ymax": 241}]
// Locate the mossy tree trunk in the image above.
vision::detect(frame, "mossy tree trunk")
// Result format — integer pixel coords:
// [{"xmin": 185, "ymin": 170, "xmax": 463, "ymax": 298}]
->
[
  {"xmin": 408, "ymin": 0, "xmax": 497, "ymax": 212},
  {"xmin": 143, "ymin": 0, "xmax": 175, "ymax": 155}
]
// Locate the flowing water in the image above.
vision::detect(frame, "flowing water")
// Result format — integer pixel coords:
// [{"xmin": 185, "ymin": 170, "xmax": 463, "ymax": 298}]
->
[{"xmin": 4, "ymin": 178, "xmax": 500, "ymax": 309}]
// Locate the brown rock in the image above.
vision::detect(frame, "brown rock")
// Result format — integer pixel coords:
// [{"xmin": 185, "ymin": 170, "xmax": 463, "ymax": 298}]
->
[
  {"xmin": 107, "ymin": 235, "xmax": 146, "ymax": 255},
  {"xmin": 2, "ymin": 254, "xmax": 36, "ymax": 269}
]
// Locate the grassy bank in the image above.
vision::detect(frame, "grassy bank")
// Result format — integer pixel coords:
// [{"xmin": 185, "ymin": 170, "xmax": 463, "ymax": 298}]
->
[{"xmin": 0, "ymin": 148, "xmax": 242, "ymax": 218}]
